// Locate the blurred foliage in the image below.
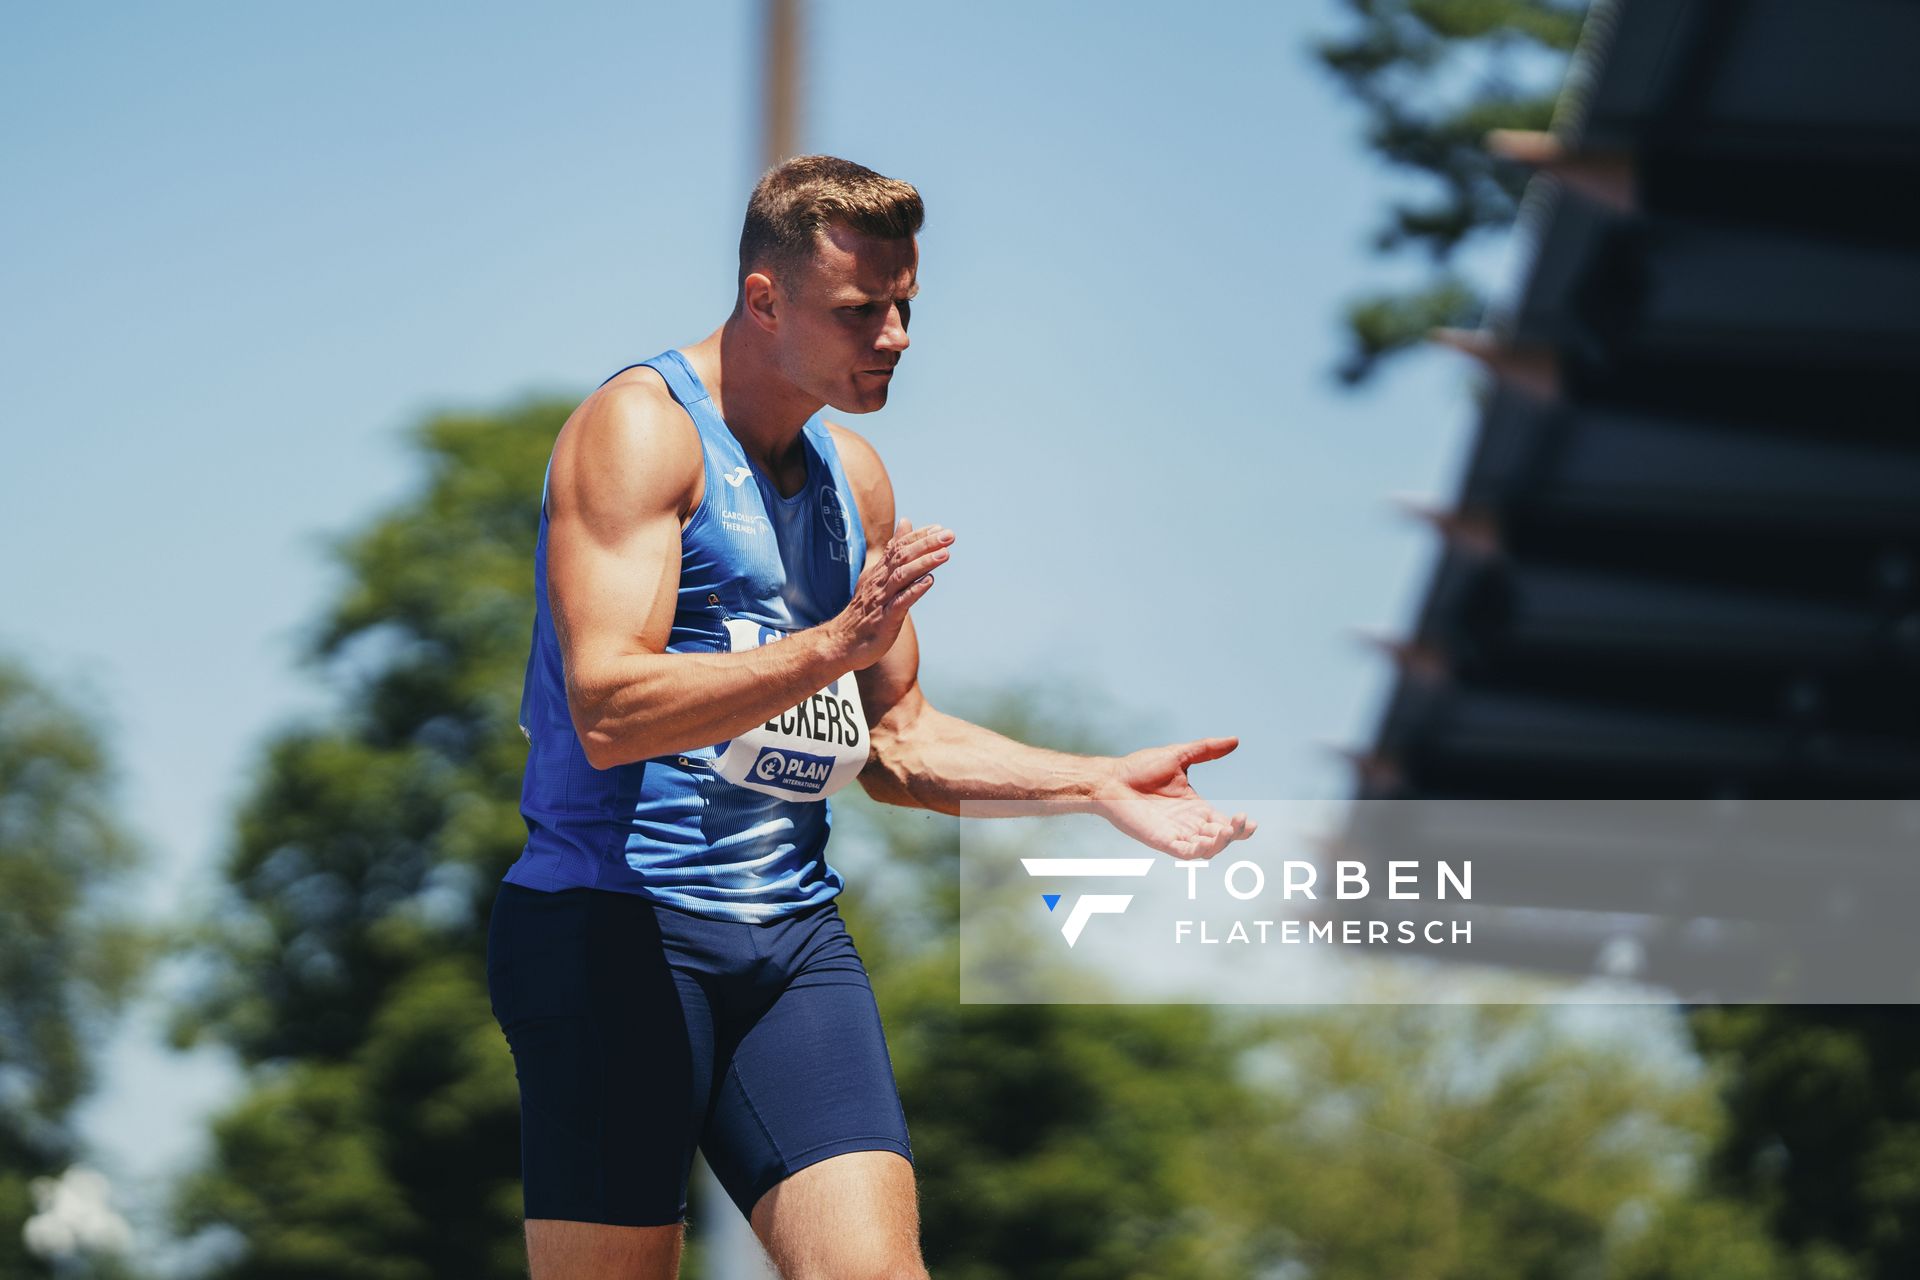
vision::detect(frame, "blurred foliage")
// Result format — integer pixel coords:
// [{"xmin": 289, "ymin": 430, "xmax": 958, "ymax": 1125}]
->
[
  {"xmin": 1318, "ymin": 0, "xmax": 1588, "ymax": 381},
  {"xmin": 168, "ymin": 401, "xmax": 558, "ymax": 1278},
  {"xmin": 172, "ymin": 393, "xmax": 1785, "ymax": 1278},
  {"xmin": 1687, "ymin": 1008, "xmax": 1920, "ymax": 1280},
  {"xmin": 0, "ymin": 657, "xmax": 148, "ymax": 1278},
  {"xmin": 842, "ymin": 788, "xmax": 1776, "ymax": 1280}
]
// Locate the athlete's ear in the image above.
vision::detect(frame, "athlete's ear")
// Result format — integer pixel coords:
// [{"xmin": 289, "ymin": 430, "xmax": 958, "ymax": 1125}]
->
[{"xmin": 742, "ymin": 271, "xmax": 779, "ymax": 333}]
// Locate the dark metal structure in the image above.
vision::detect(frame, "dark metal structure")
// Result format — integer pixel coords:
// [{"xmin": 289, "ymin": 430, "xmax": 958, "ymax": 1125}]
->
[{"xmin": 1345, "ymin": 0, "xmax": 1920, "ymax": 988}]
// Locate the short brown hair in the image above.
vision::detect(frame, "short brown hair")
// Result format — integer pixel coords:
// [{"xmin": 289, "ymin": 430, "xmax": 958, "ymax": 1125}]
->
[{"xmin": 737, "ymin": 155, "xmax": 923, "ymax": 294}]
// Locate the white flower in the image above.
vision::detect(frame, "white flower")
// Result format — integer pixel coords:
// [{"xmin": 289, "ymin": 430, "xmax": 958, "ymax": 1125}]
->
[{"xmin": 22, "ymin": 1166, "xmax": 133, "ymax": 1259}]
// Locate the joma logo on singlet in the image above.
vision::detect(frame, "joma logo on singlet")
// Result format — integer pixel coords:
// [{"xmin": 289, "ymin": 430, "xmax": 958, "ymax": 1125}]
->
[{"xmin": 750, "ymin": 746, "xmax": 834, "ymax": 794}]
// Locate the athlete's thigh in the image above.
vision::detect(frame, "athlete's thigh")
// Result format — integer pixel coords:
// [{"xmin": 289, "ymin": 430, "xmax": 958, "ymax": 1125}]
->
[
  {"xmin": 524, "ymin": 1219, "xmax": 684, "ymax": 1280},
  {"xmin": 488, "ymin": 884, "xmax": 716, "ymax": 1239},
  {"xmin": 700, "ymin": 907, "xmax": 920, "ymax": 1274},
  {"xmin": 751, "ymin": 1149, "xmax": 925, "ymax": 1280}
]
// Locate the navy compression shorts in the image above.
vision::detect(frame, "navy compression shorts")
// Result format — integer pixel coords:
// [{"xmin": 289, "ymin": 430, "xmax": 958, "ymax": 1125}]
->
[{"xmin": 485, "ymin": 882, "xmax": 913, "ymax": 1226}]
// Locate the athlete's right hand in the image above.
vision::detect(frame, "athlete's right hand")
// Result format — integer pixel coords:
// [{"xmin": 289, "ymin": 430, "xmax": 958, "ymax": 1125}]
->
[{"xmin": 830, "ymin": 518, "xmax": 953, "ymax": 669}]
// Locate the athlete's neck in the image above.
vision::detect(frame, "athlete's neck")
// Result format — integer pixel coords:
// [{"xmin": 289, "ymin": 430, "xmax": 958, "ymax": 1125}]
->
[{"xmin": 682, "ymin": 322, "xmax": 821, "ymax": 477}]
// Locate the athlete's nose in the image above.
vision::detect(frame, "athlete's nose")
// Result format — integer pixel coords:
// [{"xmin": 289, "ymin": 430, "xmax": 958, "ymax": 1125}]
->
[{"xmin": 877, "ymin": 303, "xmax": 910, "ymax": 354}]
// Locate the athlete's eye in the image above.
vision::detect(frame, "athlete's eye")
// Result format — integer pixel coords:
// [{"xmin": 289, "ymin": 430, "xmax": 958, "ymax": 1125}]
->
[
  {"xmin": 898, "ymin": 299, "xmax": 911, "ymax": 329},
  {"xmin": 842, "ymin": 303, "xmax": 876, "ymax": 316}
]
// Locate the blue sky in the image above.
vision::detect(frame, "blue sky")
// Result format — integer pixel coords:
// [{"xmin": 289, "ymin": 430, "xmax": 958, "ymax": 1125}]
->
[{"xmin": 3, "ymin": 0, "xmax": 1499, "ymax": 1256}]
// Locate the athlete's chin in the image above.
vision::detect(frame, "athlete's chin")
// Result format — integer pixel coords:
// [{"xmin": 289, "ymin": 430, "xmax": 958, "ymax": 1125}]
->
[{"xmin": 827, "ymin": 379, "xmax": 892, "ymax": 415}]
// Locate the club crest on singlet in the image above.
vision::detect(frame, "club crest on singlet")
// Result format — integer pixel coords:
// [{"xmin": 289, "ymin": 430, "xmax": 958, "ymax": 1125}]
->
[
  {"xmin": 710, "ymin": 618, "xmax": 869, "ymax": 800},
  {"xmin": 820, "ymin": 485, "xmax": 852, "ymax": 563}
]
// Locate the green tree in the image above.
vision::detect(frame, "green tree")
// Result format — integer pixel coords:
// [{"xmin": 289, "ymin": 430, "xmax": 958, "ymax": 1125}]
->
[
  {"xmin": 833, "ymin": 711, "xmax": 1771, "ymax": 1280},
  {"xmin": 0, "ymin": 657, "xmax": 146, "ymax": 1278},
  {"xmin": 1685, "ymin": 1008, "xmax": 1920, "ymax": 1280},
  {"xmin": 169, "ymin": 401, "xmax": 556, "ymax": 1278},
  {"xmin": 1318, "ymin": 0, "xmax": 1588, "ymax": 381}
]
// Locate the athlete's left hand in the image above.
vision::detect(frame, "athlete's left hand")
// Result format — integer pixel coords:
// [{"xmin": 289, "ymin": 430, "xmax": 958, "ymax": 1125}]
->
[{"xmin": 1093, "ymin": 737, "xmax": 1256, "ymax": 861}]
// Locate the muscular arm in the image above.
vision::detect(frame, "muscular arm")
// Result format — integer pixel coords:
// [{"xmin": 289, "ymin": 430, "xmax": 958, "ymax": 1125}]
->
[
  {"xmin": 834, "ymin": 425, "xmax": 1254, "ymax": 860},
  {"xmin": 856, "ymin": 613, "xmax": 1113, "ymax": 816},
  {"xmin": 548, "ymin": 376, "xmax": 947, "ymax": 769}
]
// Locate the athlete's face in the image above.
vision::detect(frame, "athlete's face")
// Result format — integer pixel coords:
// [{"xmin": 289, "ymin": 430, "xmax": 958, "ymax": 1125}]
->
[{"xmin": 774, "ymin": 225, "xmax": 917, "ymax": 414}]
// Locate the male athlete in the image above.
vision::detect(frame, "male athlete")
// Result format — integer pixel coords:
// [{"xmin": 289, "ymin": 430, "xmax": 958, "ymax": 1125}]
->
[{"xmin": 488, "ymin": 155, "xmax": 1253, "ymax": 1280}]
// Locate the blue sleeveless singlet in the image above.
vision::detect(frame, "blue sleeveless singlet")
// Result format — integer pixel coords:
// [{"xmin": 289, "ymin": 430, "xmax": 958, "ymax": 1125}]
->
[{"xmin": 502, "ymin": 349, "xmax": 869, "ymax": 921}]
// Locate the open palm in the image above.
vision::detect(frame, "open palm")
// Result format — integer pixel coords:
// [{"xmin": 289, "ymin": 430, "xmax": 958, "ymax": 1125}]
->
[{"xmin": 1094, "ymin": 736, "xmax": 1255, "ymax": 861}]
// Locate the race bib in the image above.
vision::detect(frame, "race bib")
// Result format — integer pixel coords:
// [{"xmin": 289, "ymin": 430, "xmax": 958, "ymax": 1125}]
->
[{"xmin": 710, "ymin": 619, "xmax": 870, "ymax": 801}]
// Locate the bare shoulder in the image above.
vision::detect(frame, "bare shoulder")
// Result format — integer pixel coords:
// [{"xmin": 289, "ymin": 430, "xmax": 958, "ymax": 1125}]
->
[
  {"xmin": 826, "ymin": 420, "xmax": 895, "ymax": 542},
  {"xmin": 552, "ymin": 366, "xmax": 703, "ymax": 527}
]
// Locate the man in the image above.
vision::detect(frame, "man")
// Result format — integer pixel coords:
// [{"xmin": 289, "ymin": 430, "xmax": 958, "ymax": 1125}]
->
[{"xmin": 488, "ymin": 155, "xmax": 1253, "ymax": 1280}]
